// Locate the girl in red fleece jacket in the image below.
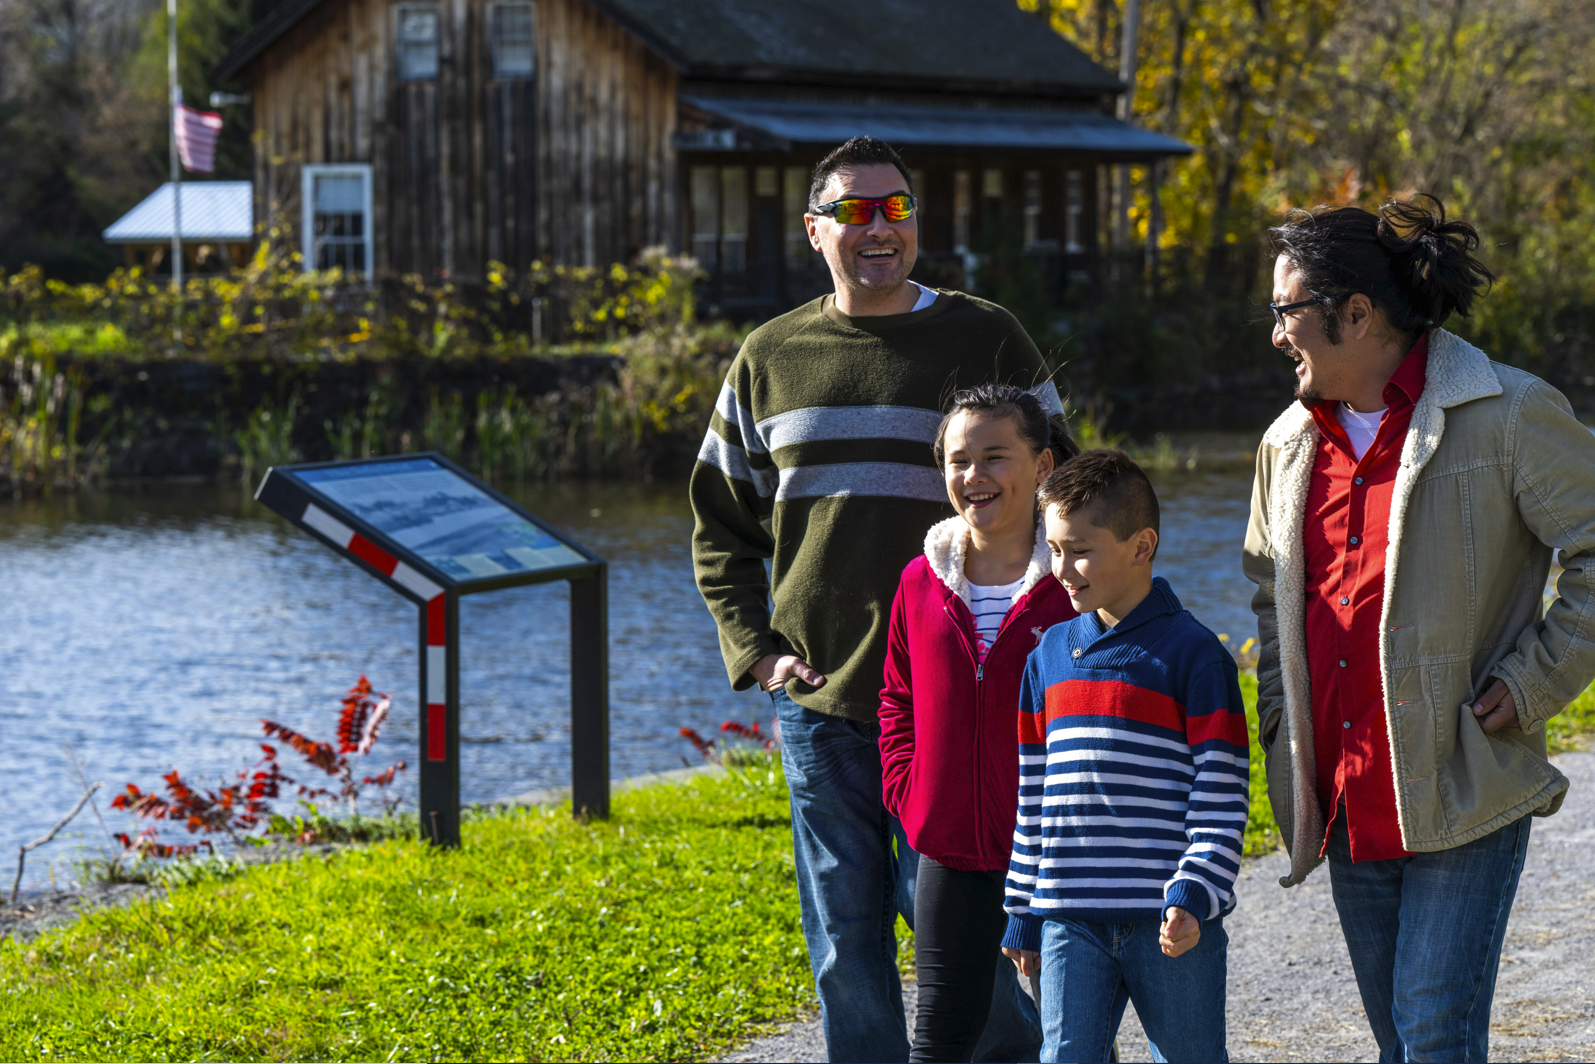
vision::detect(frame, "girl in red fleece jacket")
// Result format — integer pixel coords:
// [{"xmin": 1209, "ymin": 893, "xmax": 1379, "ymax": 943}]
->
[{"xmin": 879, "ymin": 384, "xmax": 1079, "ymax": 1063}]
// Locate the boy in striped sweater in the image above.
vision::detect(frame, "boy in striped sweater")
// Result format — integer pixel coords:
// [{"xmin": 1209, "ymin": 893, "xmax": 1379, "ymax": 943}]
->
[{"xmin": 1000, "ymin": 451, "xmax": 1250, "ymax": 1063}]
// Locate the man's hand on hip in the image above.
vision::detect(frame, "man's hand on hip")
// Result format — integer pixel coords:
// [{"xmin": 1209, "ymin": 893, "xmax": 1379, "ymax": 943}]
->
[
  {"xmin": 751, "ymin": 653, "xmax": 826, "ymax": 693},
  {"xmin": 1472, "ymin": 679, "xmax": 1521, "ymax": 734}
]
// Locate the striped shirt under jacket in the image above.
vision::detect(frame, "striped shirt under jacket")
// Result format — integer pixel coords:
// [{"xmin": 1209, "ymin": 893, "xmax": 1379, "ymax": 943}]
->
[{"xmin": 1002, "ymin": 578, "xmax": 1250, "ymax": 951}]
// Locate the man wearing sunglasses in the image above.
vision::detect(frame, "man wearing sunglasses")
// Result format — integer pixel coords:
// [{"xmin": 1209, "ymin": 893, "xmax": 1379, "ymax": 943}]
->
[{"xmin": 692, "ymin": 136, "xmax": 1056, "ymax": 1063}]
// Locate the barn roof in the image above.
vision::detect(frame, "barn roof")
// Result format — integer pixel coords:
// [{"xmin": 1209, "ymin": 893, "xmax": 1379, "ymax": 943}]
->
[
  {"xmin": 102, "ymin": 182, "xmax": 255, "ymax": 243},
  {"xmin": 681, "ymin": 95, "xmax": 1192, "ymax": 158},
  {"xmin": 589, "ymin": 0, "xmax": 1121, "ymax": 93},
  {"xmin": 217, "ymin": 0, "xmax": 1121, "ymax": 96}
]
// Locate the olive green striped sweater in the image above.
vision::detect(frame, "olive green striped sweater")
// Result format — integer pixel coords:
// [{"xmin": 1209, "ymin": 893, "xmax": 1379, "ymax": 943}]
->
[{"xmin": 689, "ymin": 290, "xmax": 1060, "ymax": 721}]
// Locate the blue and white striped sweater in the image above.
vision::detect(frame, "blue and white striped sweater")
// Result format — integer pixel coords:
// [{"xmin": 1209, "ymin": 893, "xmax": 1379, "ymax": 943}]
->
[{"xmin": 1001, "ymin": 578, "xmax": 1250, "ymax": 952}]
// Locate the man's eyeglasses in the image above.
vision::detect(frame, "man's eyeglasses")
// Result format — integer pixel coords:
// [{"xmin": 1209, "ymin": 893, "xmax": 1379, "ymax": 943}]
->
[
  {"xmin": 1270, "ymin": 297, "xmax": 1325, "ymax": 329},
  {"xmin": 810, "ymin": 194, "xmax": 917, "ymax": 225}
]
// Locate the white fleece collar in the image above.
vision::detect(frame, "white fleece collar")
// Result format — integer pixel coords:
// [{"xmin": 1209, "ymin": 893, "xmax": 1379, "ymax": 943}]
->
[
  {"xmin": 923, "ymin": 514, "xmax": 1052, "ymax": 610},
  {"xmin": 1260, "ymin": 328, "xmax": 1501, "ymax": 450}
]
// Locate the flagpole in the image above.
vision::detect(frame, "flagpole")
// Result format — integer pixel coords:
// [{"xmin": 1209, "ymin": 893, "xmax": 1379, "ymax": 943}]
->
[{"xmin": 168, "ymin": 0, "xmax": 183, "ymax": 340}]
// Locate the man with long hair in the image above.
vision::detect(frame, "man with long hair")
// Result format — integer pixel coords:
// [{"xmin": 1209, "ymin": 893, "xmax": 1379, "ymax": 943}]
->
[{"xmin": 1245, "ymin": 194, "xmax": 1595, "ymax": 1061}]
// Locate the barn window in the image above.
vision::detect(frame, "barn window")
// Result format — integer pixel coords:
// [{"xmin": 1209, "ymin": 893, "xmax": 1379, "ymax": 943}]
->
[
  {"xmin": 783, "ymin": 167, "xmax": 810, "ymax": 271},
  {"xmin": 720, "ymin": 168, "xmax": 748, "ymax": 276},
  {"xmin": 397, "ymin": 4, "xmax": 439, "ymax": 80},
  {"xmin": 982, "ymin": 168, "xmax": 1004, "ymax": 200},
  {"xmin": 690, "ymin": 166, "xmax": 718, "ymax": 273},
  {"xmin": 953, "ymin": 170, "xmax": 971, "ymax": 251},
  {"xmin": 1065, "ymin": 170, "xmax": 1084, "ymax": 252},
  {"xmin": 301, "ymin": 163, "xmax": 373, "ymax": 278},
  {"xmin": 491, "ymin": 2, "xmax": 534, "ymax": 79},
  {"xmin": 1023, "ymin": 170, "xmax": 1042, "ymax": 248}
]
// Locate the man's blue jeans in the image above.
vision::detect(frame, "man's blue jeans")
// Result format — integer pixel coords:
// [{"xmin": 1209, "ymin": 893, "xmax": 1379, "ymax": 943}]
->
[
  {"xmin": 775, "ymin": 690, "xmax": 1042, "ymax": 1063},
  {"xmin": 1034, "ymin": 914, "xmax": 1229, "ymax": 1063},
  {"xmin": 1327, "ymin": 811, "xmax": 1532, "ymax": 1063}
]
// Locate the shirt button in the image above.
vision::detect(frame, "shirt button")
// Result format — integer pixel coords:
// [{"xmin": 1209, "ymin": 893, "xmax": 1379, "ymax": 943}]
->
[
  {"xmin": 1354, "ymin": 477, "xmax": 1364, "ymax": 485},
  {"xmin": 1350, "ymin": 536, "xmax": 1360, "ymax": 545},
  {"xmin": 1343, "ymin": 720, "xmax": 1352, "ymax": 729},
  {"xmin": 1072, "ymin": 648, "xmax": 1082, "ymax": 659},
  {"xmin": 1339, "ymin": 660, "xmax": 1348, "ymax": 668},
  {"xmin": 1341, "ymin": 597, "xmax": 1350, "ymax": 605}
]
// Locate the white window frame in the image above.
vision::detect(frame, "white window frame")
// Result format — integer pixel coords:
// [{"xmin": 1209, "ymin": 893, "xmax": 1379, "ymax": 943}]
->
[
  {"xmin": 489, "ymin": 0, "xmax": 534, "ymax": 79},
  {"xmin": 301, "ymin": 163, "xmax": 374, "ymax": 280},
  {"xmin": 396, "ymin": 2, "xmax": 441, "ymax": 81}
]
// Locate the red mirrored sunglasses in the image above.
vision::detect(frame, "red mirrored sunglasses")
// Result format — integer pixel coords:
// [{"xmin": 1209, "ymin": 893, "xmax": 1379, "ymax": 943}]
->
[{"xmin": 811, "ymin": 194, "xmax": 917, "ymax": 225}]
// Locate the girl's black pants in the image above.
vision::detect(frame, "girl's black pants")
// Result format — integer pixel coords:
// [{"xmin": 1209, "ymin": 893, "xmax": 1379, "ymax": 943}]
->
[{"xmin": 910, "ymin": 854, "xmax": 1012, "ymax": 1063}]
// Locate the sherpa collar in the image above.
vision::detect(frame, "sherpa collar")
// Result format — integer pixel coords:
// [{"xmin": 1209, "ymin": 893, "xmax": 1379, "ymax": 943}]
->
[
  {"xmin": 1260, "ymin": 328, "xmax": 1502, "ymax": 450},
  {"xmin": 923, "ymin": 514, "xmax": 1052, "ymax": 611}
]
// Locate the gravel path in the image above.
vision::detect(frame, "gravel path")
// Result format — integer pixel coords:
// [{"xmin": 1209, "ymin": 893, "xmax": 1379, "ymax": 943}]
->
[{"xmin": 715, "ymin": 750, "xmax": 1594, "ymax": 1063}]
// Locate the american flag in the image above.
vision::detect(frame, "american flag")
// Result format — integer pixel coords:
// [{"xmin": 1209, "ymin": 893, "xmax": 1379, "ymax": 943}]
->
[{"xmin": 173, "ymin": 104, "xmax": 224, "ymax": 173}]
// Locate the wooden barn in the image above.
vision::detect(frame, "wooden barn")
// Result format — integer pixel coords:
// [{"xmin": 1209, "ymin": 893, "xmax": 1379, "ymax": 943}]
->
[{"xmin": 214, "ymin": 0, "xmax": 1190, "ymax": 314}]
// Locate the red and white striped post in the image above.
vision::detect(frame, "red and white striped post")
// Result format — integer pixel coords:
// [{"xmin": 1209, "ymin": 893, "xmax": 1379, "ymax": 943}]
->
[{"xmin": 301, "ymin": 502, "xmax": 463, "ymax": 842}]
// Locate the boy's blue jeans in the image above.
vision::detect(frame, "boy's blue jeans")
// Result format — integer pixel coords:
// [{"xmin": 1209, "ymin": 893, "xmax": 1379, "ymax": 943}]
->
[
  {"xmin": 1326, "ymin": 811, "xmax": 1531, "ymax": 1063},
  {"xmin": 774, "ymin": 689, "xmax": 1042, "ymax": 1063},
  {"xmin": 1035, "ymin": 914, "xmax": 1229, "ymax": 1063}
]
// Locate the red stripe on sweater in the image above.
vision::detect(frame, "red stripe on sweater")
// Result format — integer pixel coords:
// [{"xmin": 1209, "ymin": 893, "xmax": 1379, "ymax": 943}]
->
[
  {"xmin": 1044, "ymin": 678, "xmax": 1184, "ymax": 734},
  {"xmin": 1186, "ymin": 708, "xmax": 1250, "ymax": 747},
  {"xmin": 1019, "ymin": 707, "xmax": 1048, "ymax": 746}
]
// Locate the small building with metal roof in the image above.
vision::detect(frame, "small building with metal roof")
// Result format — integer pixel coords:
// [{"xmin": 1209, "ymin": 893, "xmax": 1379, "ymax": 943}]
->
[
  {"xmin": 213, "ymin": 0, "xmax": 1190, "ymax": 313},
  {"xmin": 102, "ymin": 181, "xmax": 256, "ymax": 274}
]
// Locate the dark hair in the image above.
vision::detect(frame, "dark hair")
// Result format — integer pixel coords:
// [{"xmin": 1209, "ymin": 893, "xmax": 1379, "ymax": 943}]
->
[
  {"xmin": 808, "ymin": 136, "xmax": 914, "ymax": 211},
  {"xmin": 1269, "ymin": 194, "xmax": 1495, "ymax": 345},
  {"xmin": 933, "ymin": 383, "xmax": 1079, "ymax": 470},
  {"xmin": 1038, "ymin": 449, "xmax": 1160, "ymax": 558}
]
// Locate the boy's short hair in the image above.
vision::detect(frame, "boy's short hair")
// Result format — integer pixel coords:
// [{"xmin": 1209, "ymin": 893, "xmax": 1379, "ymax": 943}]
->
[{"xmin": 1039, "ymin": 449, "xmax": 1160, "ymax": 554}]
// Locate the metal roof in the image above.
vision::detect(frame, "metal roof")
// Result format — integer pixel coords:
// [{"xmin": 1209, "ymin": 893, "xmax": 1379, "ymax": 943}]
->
[
  {"xmin": 590, "ymin": 0, "xmax": 1121, "ymax": 93},
  {"xmin": 680, "ymin": 96, "xmax": 1194, "ymax": 158},
  {"xmin": 102, "ymin": 182, "xmax": 255, "ymax": 244},
  {"xmin": 217, "ymin": 0, "xmax": 1121, "ymax": 96}
]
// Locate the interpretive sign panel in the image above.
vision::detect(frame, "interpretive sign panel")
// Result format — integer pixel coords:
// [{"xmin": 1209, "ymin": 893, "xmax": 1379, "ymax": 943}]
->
[
  {"xmin": 256, "ymin": 453, "xmax": 609, "ymax": 846},
  {"xmin": 294, "ymin": 458, "xmax": 589, "ymax": 582}
]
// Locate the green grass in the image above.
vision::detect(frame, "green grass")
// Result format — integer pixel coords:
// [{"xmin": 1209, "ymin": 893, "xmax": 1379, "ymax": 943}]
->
[
  {"xmin": 0, "ymin": 760, "xmax": 811, "ymax": 1063},
  {"xmin": 1239, "ymin": 673, "xmax": 1282, "ymax": 857},
  {"xmin": 1547, "ymin": 682, "xmax": 1595, "ymax": 755},
  {"xmin": 2, "ymin": 681, "xmax": 1586, "ymax": 1062}
]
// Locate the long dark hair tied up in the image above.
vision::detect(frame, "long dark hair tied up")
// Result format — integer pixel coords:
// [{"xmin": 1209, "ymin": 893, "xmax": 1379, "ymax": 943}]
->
[
  {"xmin": 933, "ymin": 383, "xmax": 1079, "ymax": 469},
  {"xmin": 1270, "ymin": 192, "xmax": 1496, "ymax": 343}
]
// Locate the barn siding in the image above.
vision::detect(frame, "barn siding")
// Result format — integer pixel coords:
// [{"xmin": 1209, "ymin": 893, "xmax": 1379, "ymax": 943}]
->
[{"xmin": 245, "ymin": 0, "xmax": 678, "ymax": 280}]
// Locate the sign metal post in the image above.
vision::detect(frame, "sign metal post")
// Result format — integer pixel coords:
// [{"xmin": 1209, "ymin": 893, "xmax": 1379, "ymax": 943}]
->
[{"xmin": 256, "ymin": 452, "xmax": 609, "ymax": 845}]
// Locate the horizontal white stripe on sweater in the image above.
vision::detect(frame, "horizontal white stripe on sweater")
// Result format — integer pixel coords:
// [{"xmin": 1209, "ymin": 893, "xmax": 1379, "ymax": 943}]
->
[
  {"xmin": 757, "ymin": 405, "xmax": 944, "ymax": 452},
  {"xmin": 1014, "ymin": 791, "xmax": 1194, "ymax": 813},
  {"xmin": 1011, "ymin": 831, "xmax": 1189, "ymax": 850},
  {"xmin": 698, "ymin": 430, "xmax": 778, "ymax": 497},
  {"xmin": 713, "ymin": 382, "xmax": 766, "ymax": 454},
  {"xmin": 1031, "ymin": 726, "xmax": 1195, "ymax": 753},
  {"xmin": 1039, "ymin": 755, "xmax": 1198, "ymax": 778},
  {"xmin": 1022, "ymin": 895, "xmax": 1168, "ymax": 910},
  {"xmin": 776, "ymin": 462, "xmax": 945, "ymax": 502}
]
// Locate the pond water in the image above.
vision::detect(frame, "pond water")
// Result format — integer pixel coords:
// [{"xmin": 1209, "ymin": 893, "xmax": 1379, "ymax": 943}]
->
[{"xmin": 0, "ymin": 470, "xmax": 1258, "ymax": 889}]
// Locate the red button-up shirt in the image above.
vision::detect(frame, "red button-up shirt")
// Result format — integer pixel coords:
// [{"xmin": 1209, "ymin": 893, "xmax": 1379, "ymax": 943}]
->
[{"xmin": 1303, "ymin": 334, "xmax": 1429, "ymax": 862}]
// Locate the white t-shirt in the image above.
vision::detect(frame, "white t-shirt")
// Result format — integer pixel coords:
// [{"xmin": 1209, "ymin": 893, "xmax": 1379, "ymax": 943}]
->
[
  {"xmin": 910, "ymin": 281, "xmax": 938, "ymax": 312},
  {"xmin": 969, "ymin": 576, "xmax": 1025, "ymax": 662},
  {"xmin": 1337, "ymin": 403, "xmax": 1385, "ymax": 461}
]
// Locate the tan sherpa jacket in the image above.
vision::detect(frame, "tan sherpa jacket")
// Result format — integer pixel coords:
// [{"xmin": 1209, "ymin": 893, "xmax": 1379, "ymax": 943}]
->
[{"xmin": 1243, "ymin": 329, "xmax": 1595, "ymax": 887}]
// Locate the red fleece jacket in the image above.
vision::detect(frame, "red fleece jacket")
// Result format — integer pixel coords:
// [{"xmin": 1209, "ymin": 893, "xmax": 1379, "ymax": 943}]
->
[{"xmin": 878, "ymin": 517, "xmax": 1077, "ymax": 872}]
